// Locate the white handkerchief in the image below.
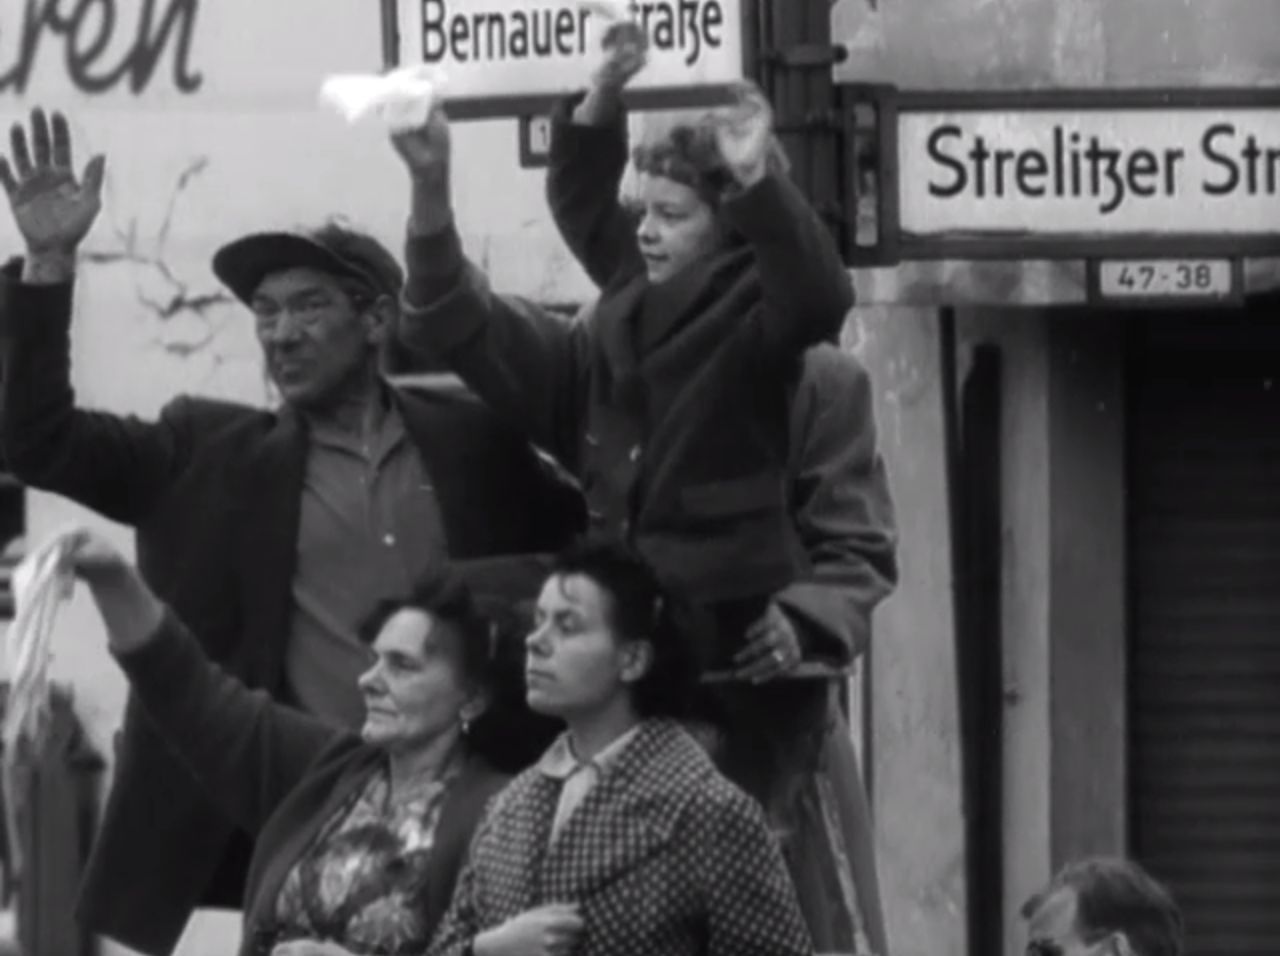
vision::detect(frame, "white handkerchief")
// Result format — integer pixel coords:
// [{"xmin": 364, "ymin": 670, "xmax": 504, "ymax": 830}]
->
[
  {"xmin": 4, "ymin": 531, "xmax": 76, "ymax": 754},
  {"xmin": 319, "ymin": 64, "xmax": 449, "ymax": 133},
  {"xmin": 3, "ymin": 530, "xmax": 78, "ymax": 882}
]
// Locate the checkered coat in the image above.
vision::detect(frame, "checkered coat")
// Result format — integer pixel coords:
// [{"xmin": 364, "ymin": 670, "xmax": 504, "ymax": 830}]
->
[{"xmin": 427, "ymin": 719, "xmax": 813, "ymax": 956}]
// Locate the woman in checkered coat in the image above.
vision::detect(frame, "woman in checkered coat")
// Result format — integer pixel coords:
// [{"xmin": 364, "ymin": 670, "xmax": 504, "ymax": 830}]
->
[{"xmin": 428, "ymin": 539, "xmax": 813, "ymax": 956}]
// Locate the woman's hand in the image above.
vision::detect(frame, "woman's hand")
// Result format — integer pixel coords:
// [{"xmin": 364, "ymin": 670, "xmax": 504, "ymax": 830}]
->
[
  {"xmin": 66, "ymin": 529, "xmax": 166, "ymax": 653},
  {"xmin": 391, "ymin": 106, "xmax": 454, "ymax": 236},
  {"xmin": 573, "ymin": 14, "xmax": 647, "ymax": 125},
  {"xmin": 712, "ymin": 85, "xmax": 775, "ymax": 189},
  {"xmin": 591, "ymin": 16, "xmax": 648, "ymax": 93},
  {"xmin": 65, "ymin": 528, "xmax": 132, "ymax": 582},
  {"xmin": 473, "ymin": 903, "xmax": 584, "ymax": 956},
  {"xmin": 732, "ymin": 602, "xmax": 802, "ymax": 683},
  {"xmin": 391, "ymin": 105, "xmax": 452, "ymax": 185}
]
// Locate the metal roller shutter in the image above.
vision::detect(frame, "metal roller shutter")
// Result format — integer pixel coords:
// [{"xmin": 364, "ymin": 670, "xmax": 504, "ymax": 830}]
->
[{"xmin": 1129, "ymin": 313, "xmax": 1280, "ymax": 956}]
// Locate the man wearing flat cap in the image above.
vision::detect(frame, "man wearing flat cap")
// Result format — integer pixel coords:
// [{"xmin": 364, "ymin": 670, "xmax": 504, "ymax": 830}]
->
[{"xmin": 0, "ymin": 109, "xmax": 584, "ymax": 956}]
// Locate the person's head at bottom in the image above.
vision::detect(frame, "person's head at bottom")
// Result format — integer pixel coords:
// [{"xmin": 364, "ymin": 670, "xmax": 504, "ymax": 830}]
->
[
  {"xmin": 1022, "ymin": 857, "xmax": 1184, "ymax": 956},
  {"xmin": 523, "ymin": 536, "xmax": 699, "ymax": 750},
  {"xmin": 356, "ymin": 576, "xmax": 557, "ymax": 775}
]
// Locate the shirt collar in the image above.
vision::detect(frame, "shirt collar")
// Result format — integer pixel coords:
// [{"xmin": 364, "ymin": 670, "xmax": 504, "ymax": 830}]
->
[
  {"xmin": 306, "ymin": 384, "xmax": 406, "ymax": 457},
  {"xmin": 537, "ymin": 725, "xmax": 642, "ymax": 781}
]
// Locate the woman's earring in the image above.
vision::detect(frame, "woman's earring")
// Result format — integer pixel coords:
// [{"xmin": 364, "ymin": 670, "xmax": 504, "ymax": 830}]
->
[{"xmin": 459, "ymin": 712, "xmax": 471, "ymax": 736}]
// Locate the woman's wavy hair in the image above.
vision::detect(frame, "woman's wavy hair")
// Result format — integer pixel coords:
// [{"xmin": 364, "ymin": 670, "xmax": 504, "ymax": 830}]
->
[
  {"xmin": 358, "ymin": 573, "xmax": 560, "ymax": 774},
  {"xmin": 630, "ymin": 82, "xmax": 791, "ymax": 208}
]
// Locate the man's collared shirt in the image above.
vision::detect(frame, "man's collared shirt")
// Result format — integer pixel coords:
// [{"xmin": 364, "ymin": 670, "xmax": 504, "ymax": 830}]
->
[{"xmin": 286, "ymin": 400, "xmax": 448, "ymax": 728}]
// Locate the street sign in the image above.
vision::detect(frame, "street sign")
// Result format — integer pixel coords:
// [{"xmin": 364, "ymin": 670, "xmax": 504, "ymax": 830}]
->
[
  {"xmin": 848, "ymin": 87, "xmax": 1280, "ymax": 263},
  {"xmin": 899, "ymin": 107, "xmax": 1280, "ymax": 237},
  {"xmin": 395, "ymin": 0, "xmax": 745, "ymax": 118}
]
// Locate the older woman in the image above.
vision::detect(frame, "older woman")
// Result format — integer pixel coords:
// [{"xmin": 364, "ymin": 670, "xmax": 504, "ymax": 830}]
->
[
  {"xmin": 65, "ymin": 529, "xmax": 556, "ymax": 956},
  {"xmin": 427, "ymin": 537, "xmax": 812, "ymax": 956}
]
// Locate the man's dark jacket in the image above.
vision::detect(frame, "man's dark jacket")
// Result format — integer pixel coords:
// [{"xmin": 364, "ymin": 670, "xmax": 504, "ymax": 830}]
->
[{"xmin": 0, "ymin": 264, "xmax": 585, "ymax": 956}]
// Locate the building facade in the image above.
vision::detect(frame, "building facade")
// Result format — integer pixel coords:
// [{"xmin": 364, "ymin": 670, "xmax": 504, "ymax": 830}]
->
[{"xmin": 827, "ymin": 2, "xmax": 1280, "ymax": 954}]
